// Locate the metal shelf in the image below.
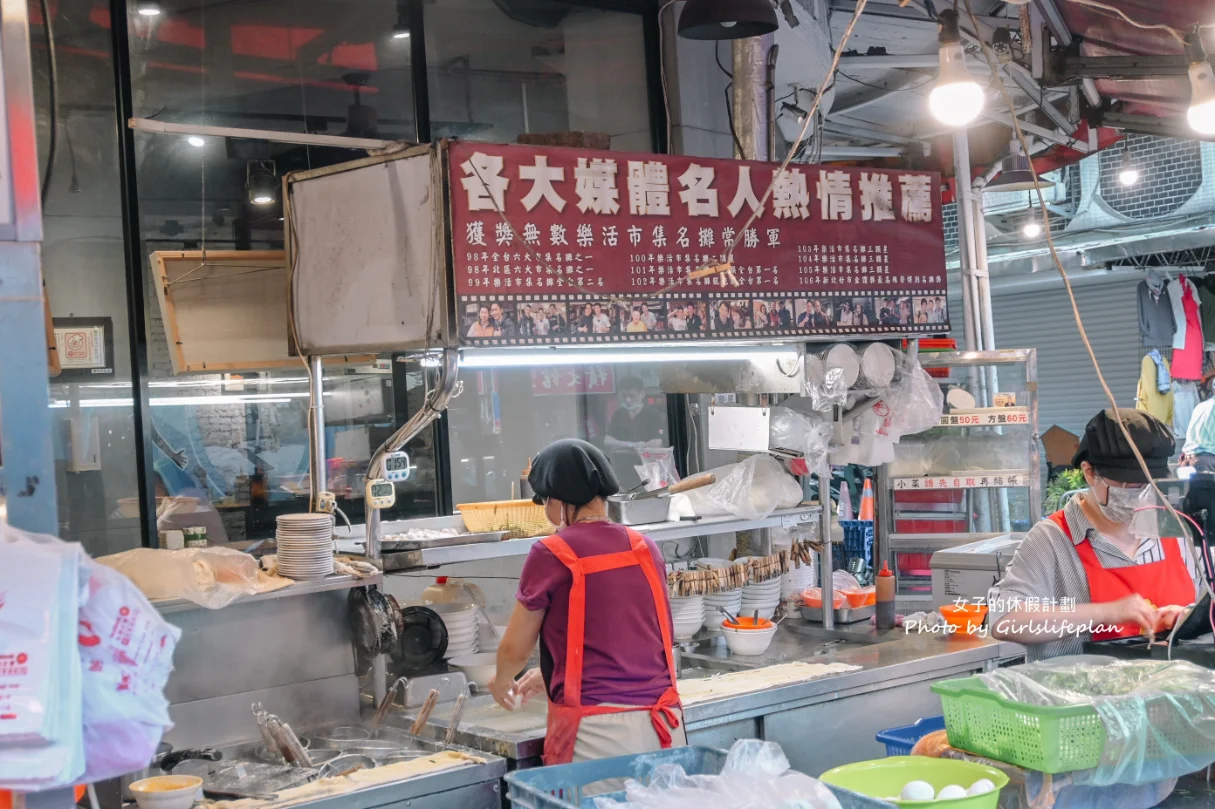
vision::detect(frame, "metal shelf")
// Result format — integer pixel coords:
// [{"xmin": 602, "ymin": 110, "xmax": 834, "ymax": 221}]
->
[
  {"xmin": 152, "ymin": 572, "xmax": 381, "ymax": 614},
  {"xmin": 354, "ymin": 506, "xmax": 822, "ymax": 571}
]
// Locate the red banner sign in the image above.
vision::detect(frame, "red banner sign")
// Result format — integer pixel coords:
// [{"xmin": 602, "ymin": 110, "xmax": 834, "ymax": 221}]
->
[{"xmin": 448, "ymin": 141, "xmax": 948, "ymax": 345}]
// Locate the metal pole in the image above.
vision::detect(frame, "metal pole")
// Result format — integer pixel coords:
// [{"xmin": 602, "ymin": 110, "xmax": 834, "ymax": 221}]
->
[
  {"xmin": 818, "ymin": 463, "xmax": 834, "ymax": 630},
  {"xmin": 732, "ymin": 35, "xmax": 769, "ymax": 160},
  {"xmin": 308, "ymin": 355, "xmax": 326, "ymax": 511},
  {"xmin": 951, "ymin": 132, "xmax": 979, "ymax": 352},
  {"xmin": 766, "ymin": 45, "xmax": 779, "ymax": 161}
]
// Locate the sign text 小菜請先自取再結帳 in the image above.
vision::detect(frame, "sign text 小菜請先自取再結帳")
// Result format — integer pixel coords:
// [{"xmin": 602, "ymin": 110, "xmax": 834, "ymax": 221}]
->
[{"xmin": 448, "ymin": 141, "xmax": 948, "ymax": 345}]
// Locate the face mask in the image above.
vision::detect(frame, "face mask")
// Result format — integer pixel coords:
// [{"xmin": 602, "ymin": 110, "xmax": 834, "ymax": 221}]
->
[{"xmin": 1098, "ymin": 477, "xmax": 1140, "ymax": 524}]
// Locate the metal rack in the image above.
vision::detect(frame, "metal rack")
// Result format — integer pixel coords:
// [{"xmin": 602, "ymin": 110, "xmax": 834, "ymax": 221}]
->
[{"xmin": 878, "ymin": 349, "xmax": 1040, "ymax": 604}]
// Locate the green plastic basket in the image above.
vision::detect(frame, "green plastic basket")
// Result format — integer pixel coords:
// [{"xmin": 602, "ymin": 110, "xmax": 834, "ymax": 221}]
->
[{"xmin": 930, "ymin": 678, "xmax": 1105, "ymax": 774}]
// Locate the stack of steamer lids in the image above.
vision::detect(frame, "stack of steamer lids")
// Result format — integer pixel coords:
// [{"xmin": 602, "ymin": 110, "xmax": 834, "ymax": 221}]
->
[
  {"xmin": 741, "ymin": 568, "xmax": 782, "ymax": 621},
  {"xmin": 429, "ymin": 602, "xmax": 479, "ymax": 658},
  {"xmin": 780, "ymin": 560, "xmax": 816, "ymax": 600},
  {"xmin": 275, "ymin": 513, "xmax": 336, "ymax": 580}
]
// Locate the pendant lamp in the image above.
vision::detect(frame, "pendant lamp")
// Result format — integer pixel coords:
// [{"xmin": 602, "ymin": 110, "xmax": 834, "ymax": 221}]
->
[
  {"xmin": 677, "ymin": 0, "xmax": 779, "ymax": 41},
  {"xmin": 984, "ymin": 139, "xmax": 1055, "ymax": 193}
]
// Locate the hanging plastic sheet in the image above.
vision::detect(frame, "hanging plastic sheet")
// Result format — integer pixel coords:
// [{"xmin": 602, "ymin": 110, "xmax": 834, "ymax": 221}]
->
[{"xmin": 978, "ymin": 656, "xmax": 1215, "ymax": 786}]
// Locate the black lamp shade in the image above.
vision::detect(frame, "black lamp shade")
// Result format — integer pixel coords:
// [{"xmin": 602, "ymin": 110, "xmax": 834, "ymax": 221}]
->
[
  {"xmin": 985, "ymin": 152, "xmax": 1055, "ymax": 193},
  {"xmin": 678, "ymin": 0, "xmax": 779, "ymax": 40}
]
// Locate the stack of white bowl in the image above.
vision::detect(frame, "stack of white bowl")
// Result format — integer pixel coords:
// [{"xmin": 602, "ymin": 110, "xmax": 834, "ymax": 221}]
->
[
  {"xmin": 476, "ymin": 620, "xmax": 508, "ymax": 653},
  {"xmin": 703, "ymin": 589, "xmax": 743, "ymax": 631},
  {"xmin": 781, "ymin": 561, "xmax": 817, "ymax": 601},
  {"xmin": 275, "ymin": 513, "xmax": 335, "ymax": 580},
  {"xmin": 670, "ymin": 595, "xmax": 706, "ymax": 640},
  {"xmin": 740, "ymin": 577, "xmax": 782, "ymax": 621},
  {"xmin": 429, "ymin": 602, "xmax": 479, "ymax": 658}
]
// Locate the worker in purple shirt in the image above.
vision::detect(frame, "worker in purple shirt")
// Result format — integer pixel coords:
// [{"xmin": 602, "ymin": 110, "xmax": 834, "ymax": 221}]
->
[{"xmin": 490, "ymin": 439, "xmax": 685, "ymax": 764}]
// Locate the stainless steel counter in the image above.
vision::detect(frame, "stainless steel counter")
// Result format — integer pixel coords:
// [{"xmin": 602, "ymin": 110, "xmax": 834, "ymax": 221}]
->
[{"xmin": 391, "ymin": 620, "xmax": 1023, "ymax": 773}]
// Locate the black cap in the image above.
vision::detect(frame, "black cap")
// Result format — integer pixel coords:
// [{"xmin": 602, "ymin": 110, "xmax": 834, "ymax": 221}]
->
[
  {"xmin": 1072, "ymin": 408, "xmax": 1174, "ymax": 484},
  {"xmin": 528, "ymin": 439, "xmax": 620, "ymax": 507}
]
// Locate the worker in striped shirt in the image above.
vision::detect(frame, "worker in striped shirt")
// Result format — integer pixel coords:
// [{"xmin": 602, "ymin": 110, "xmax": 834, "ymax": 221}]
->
[
  {"xmin": 990, "ymin": 410, "xmax": 1203, "ymax": 661},
  {"xmin": 1181, "ymin": 396, "xmax": 1215, "ymax": 474}
]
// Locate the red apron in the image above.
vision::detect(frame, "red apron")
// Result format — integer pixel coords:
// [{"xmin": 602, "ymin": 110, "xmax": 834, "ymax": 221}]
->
[
  {"xmin": 1048, "ymin": 510, "xmax": 1195, "ymax": 640},
  {"xmin": 538, "ymin": 528, "xmax": 682, "ymax": 766}
]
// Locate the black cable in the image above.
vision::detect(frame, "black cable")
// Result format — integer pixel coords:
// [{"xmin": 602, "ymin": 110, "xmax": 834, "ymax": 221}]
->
[
  {"xmin": 724, "ymin": 83, "xmax": 745, "ymax": 159},
  {"xmin": 714, "ymin": 41, "xmax": 732, "ymax": 79},
  {"xmin": 39, "ymin": 0, "xmax": 59, "ymax": 206},
  {"xmin": 837, "ymin": 70, "xmax": 934, "ymax": 96}
]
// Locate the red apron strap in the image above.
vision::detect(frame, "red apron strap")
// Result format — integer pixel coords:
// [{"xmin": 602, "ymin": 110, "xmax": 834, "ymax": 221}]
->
[
  {"xmin": 581, "ymin": 550, "xmax": 645, "ymax": 575},
  {"xmin": 1048, "ymin": 509, "xmax": 1071, "ymax": 539},
  {"xmin": 624, "ymin": 528, "xmax": 679, "ymax": 692},
  {"xmin": 540, "ymin": 535, "xmax": 588, "ymax": 707}
]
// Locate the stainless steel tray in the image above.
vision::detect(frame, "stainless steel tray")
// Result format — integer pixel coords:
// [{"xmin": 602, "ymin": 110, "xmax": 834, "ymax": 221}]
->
[
  {"xmin": 380, "ymin": 530, "xmax": 507, "ymax": 551},
  {"xmin": 799, "ymin": 604, "xmax": 876, "ymax": 624}
]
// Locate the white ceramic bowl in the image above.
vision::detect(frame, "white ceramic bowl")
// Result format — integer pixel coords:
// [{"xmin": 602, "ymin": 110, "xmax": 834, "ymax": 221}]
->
[
  {"xmin": 721, "ymin": 624, "xmax": 778, "ymax": 656},
  {"xmin": 129, "ymin": 776, "xmax": 204, "ymax": 809},
  {"xmin": 737, "ymin": 605, "xmax": 777, "ymax": 621},
  {"xmin": 448, "ymin": 652, "xmax": 497, "ymax": 688},
  {"xmin": 673, "ymin": 617, "xmax": 705, "ymax": 639}
]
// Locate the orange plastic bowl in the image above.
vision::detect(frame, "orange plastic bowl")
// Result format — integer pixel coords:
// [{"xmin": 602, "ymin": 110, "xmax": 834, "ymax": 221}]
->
[
  {"xmin": 940, "ymin": 604, "xmax": 988, "ymax": 636},
  {"xmin": 722, "ymin": 616, "xmax": 775, "ymax": 630},
  {"xmin": 844, "ymin": 590, "xmax": 868, "ymax": 608}
]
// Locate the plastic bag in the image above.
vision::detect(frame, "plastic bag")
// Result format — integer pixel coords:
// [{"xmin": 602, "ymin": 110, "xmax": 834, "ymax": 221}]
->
[
  {"xmin": 636, "ymin": 446, "xmax": 681, "ymax": 491},
  {"xmin": 830, "ymin": 405, "xmax": 896, "ymax": 467},
  {"xmin": 885, "ymin": 358, "xmax": 944, "ymax": 441},
  {"xmin": 99, "ymin": 546, "xmax": 267, "ymax": 609},
  {"xmin": 769, "ymin": 407, "xmax": 834, "ymax": 468},
  {"xmin": 680, "ymin": 455, "xmax": 803, "ymax": 521},
  {"xmin": 978, "ymin": 656, "xmax": 1215, "ymax": 786},
  {"xmin": 596, "ymin": 739, "xmax": 843, "ymax": 809}
]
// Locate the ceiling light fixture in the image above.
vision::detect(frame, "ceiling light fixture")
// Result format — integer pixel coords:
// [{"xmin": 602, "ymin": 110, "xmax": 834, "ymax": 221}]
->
[
  {"xmin": 984, "ymin": 138, "xmax": 1056, "ymax": 193},
  {"xmin": 136, "ymin": 1, "xmax": 162, "ymax": 16},
  {"xmin": 929, "ymin": 10, "xmax": 984, "ymax": 127},
  {"xmin": 1186, "ymin": 34, "xmax": 1215, "ymax": 135},
  {"xmin": 1022, "ymin": 220, "xmax": 1042, "ymax": 239},
  {"xmin": 677, "ymin": 0, "xmax": 779, "ymax": 41},
  {"xmin": 187, "ymin": 135, "xmax": 205, "ymax": 148},
  {"xmin": 1118, "ymin": 144, "xmax": 1139, "ymax": 186},
  {"xmin": 392, "ymin": 5, "xmax": 410, "ymax": 39},
  {"xmin": 245, "ymin": 160, "xmax": 278, "ymax": 206}
]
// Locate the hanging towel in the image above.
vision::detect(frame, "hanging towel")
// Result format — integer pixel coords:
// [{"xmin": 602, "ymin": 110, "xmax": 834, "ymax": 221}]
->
[
  {"xmin": 1137, "ymin": 353, "xmax": 1174, "ymax": 427},
  {"xmin": 1138, "ymin": 271, "xmax": 1176, "ymax": 347},
  {"xmin": 1148, "ymin": 350, "xmax": 1171, "ymax": 393},
  {"xmin": 1169, "ymin": 276, "xmax": 1190, "ymax": 352}
]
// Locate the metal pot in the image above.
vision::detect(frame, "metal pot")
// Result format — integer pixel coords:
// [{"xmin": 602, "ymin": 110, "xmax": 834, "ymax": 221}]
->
[{"xmin": 607, "ymin": 473, "xmax": 717, "ymax": 526}]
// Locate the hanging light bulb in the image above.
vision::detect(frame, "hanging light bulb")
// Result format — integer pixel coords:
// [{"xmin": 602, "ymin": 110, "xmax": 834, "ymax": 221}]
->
[
  {"xmin": 1022, "ymin": 220, "xmax": 1042, "ymax": 239},
  {"xmin": 392, "ymin": 2, "xmax": 410, "ymax": 39},
  {"xmin": 246, "ymin": 160, "xmax": 278, "ymax": 206},
  {"xmin": 929, "ymin": 10, "xmax": 984, "ymax": 127},
  {"xmin": 187, "ymin": 136, "xmax": 205, "ymax": 148},
  {"xmin": 136, "ymin": 1, "xmax": 162, "ymax": 16},
  {"xmin": 1118, "ymin": 144, "xmax": 1139, "ymax": 186},
  {"xmin": 1186, "ymin": 34, "xmax": 1215, "ymax": 135}
]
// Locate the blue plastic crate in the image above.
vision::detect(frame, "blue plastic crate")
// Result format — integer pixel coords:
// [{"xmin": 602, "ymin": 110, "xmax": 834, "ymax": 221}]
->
[
  {"xmin": 504, "ymin": 745, "xmax": 896, "ymax": 809},
  {"xmin": 875, "ymin": 715, "xmax": 946, "ymax": 756},
  {"xmin": 839, "ymin": 519, "xmax": 875, "ymax": 578}
]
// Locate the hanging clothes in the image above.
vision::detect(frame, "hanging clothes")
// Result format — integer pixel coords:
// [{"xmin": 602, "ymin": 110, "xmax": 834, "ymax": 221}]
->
[
  {"xmin": 1138, "ymin": 270, "xmax": 1176, "ymax": 348},
  {"xmin": 1175, "ymin": 380, "xmax": 1201, "ymax": 439},
  {"xmin": 1170, "ymin": 276, "xmax": 1204, "ymax": 380},
  {"xmin": 1136, "ymin": 352, "xmax": 1174, "ymax": 427},
  {"xmin": 1197, "ymin": 277, "xmax": 1215, "ymax": 350}
]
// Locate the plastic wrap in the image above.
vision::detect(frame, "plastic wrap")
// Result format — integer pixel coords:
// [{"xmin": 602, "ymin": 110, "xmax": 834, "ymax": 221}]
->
[
  {"xmin": 679, "ymin": 455, "xmax": 803, "ymax": 521},
  {"xmin": 99, "ymin": 546, "xmax": 270, "ymax": 609},
  {"xmin": 594, "ymin": 739, "xmax": 843, "ymax": 809},
  {"xmin": 885, "ymin": 358, "xmax": 944, "ymax": 441},
  {"xmin": 769, "ymin": 407, "xmax": 834, "ymax": 468},
  {"xmin": 830, "ymin": 405, "xmax": 896, "ymax": 467},
  {"xmin": 636, "ymin": 447, "xmax": 682, "ymax": 490},
  {"xmin": 978, "ymin": 656, "xmax": 1215, "ymax": 786}
]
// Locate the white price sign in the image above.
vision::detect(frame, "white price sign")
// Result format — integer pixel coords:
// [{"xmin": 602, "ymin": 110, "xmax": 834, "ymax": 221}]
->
[
  {"xmin": 938, "ymin": 408, "xmax": 1029, "ymax": 428},
  {"xmin": 893, "ymin": 471, "xmax": 1029, "ymax": 490}
]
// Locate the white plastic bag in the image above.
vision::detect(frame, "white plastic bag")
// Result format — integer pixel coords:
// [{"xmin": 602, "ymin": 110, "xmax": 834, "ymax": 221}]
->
[
  {"xmin": 99, "ymin": 546, "xmax": 266, "ymax": 609},
  {"xmin": 769, "ymin": 407, "xmax": 834, "ymax": 468},
  {"xmin": 681, "ymin": 455, "xmax": 803, "ymax": 521},
  {"xmin": 885, "ymin": 359, "xmax": 944, "ymax": 441}
]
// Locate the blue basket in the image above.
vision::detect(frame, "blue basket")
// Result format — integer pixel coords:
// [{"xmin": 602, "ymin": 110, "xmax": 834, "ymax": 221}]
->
[
  {"xmin": 504, "ymin": 746, "xmax": 896, "ymax": 809},
  {"xmin": 875, "ymin": 715, "xmax": 946, "ymax": 756}
]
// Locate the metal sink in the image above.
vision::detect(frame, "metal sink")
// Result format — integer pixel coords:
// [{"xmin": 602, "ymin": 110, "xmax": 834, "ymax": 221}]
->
[{"xmin": 782, "ymin": 623, "xmax": 895, "ymax": 646}]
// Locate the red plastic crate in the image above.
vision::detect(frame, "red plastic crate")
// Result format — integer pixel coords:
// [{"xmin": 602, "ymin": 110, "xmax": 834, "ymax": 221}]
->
[
  {"xmin": 894, "ymin": 490, "xmax": 966, "ymax": 505},
  {"xmin": 895, "ymin": 518, "xmax": 970, "ymax": 533}
]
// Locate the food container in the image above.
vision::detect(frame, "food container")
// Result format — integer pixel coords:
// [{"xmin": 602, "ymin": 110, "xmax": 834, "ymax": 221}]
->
[
  {"xmin": 128, "ymin": 776, "xmax": 204, "ymax": 809},
  {"xmin": 800, "ymin": 604, "xmax": 876, "ymax": 624},
  {"xmin": 939, "ymin": 604, "xmax": 988, "ymax": 636},
  {"xmin": 721, "ymin": 621, "xmax": 778, "ymax": 656},
  {"xmin": 801, "ymin": 587, "xmax": 845, "ymax": 610},
  {"xmin": 606, "ymin": 493, "xmax": 670, "ymax": 526},
  {"xmin": 820, "ymin": 757, "xmax": 1008, "ymax": 808},
  {"xmin": 448, "ymin": 652, "xmax": 497, "ymax": 688}
]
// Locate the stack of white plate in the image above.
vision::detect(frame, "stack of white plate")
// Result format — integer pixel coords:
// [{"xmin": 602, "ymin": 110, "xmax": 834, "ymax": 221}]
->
[
  {"xmin": 275, "ymin": 513, "xmax": 335, "ymax": 580},
  {"xmin": 703, "ymin": 589, "xmax": 743, "ymax": 631},
  {"xmin": 429, "ymin": 602, "xmax": 479, "ymax": 658},
  {"xmin": 670, "ymin": 595, "xmax": 706, "ymax": 640},
  {"xmin": 741, "ymin": 577, "xmax": 782, "ymax": 621},
  {"xmin": 781, "ymin": 562, "xmax": 817, "ymax": 600}
]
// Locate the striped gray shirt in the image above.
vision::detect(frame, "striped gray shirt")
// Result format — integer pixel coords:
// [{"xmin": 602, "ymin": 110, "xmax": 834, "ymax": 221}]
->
[{"xmin": 988, "ymin": 497, "xmax": 1206, "ymax": 661}]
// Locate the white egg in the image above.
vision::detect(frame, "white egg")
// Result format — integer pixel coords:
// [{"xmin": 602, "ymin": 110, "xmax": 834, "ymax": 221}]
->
[
  {"xmin": 967, "ymin": 779, "xmax": 996, "ymax": 796},
  {"xmin": 936, "ymin": 785, "xmax": 967, "ymax": 801},
  {"xmin": 900, "ymin": 780, "xmax": 936, "ymax": 802}
]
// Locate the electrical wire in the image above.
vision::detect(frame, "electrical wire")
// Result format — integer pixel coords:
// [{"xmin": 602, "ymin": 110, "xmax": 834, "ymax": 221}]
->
[
  {"xmin": 714, "ymin": 43, "xmax": 746, "ymax": 159},
  {"xmin": 38, "ymin": 0, "xmax": 58, "ymax": 206},
  {"xmin": 961, "ymin": 0, "xmax": 1194, "ymax": 544},
  {"xmin": 657, "ymin": 0, "xmax": 677, "ymax": 152},
  {"xmin": 1062, "ymin": 0, "xmax": 1186, "ymax": 45}
]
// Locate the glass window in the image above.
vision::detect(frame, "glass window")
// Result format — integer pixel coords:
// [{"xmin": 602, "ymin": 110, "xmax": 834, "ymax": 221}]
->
[
  {"xmin": 34, "ymin": 0, "xmax": 143, "ymax": 557},
  {"xmin": 424, "ymin": 0, "xmax": 651, "ymax": 150},
  {"xmin": 447, "ymin": 365, "xmax": 669, "ymax": 504},
  {"xmin": 128, "ymin": 0, "xmax": 415, "ymax": 141}
]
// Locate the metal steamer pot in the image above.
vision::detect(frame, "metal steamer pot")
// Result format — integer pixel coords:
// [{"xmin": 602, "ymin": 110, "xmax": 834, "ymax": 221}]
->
[{"xmin": 607, "ymin": 473, "xmax": 717, "ymax": 526}]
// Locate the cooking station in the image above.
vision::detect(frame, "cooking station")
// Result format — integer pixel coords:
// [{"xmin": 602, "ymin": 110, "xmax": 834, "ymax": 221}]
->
[{"xmin": 112, "ymin": 576, "xmax": 508, "ymax": 809}]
